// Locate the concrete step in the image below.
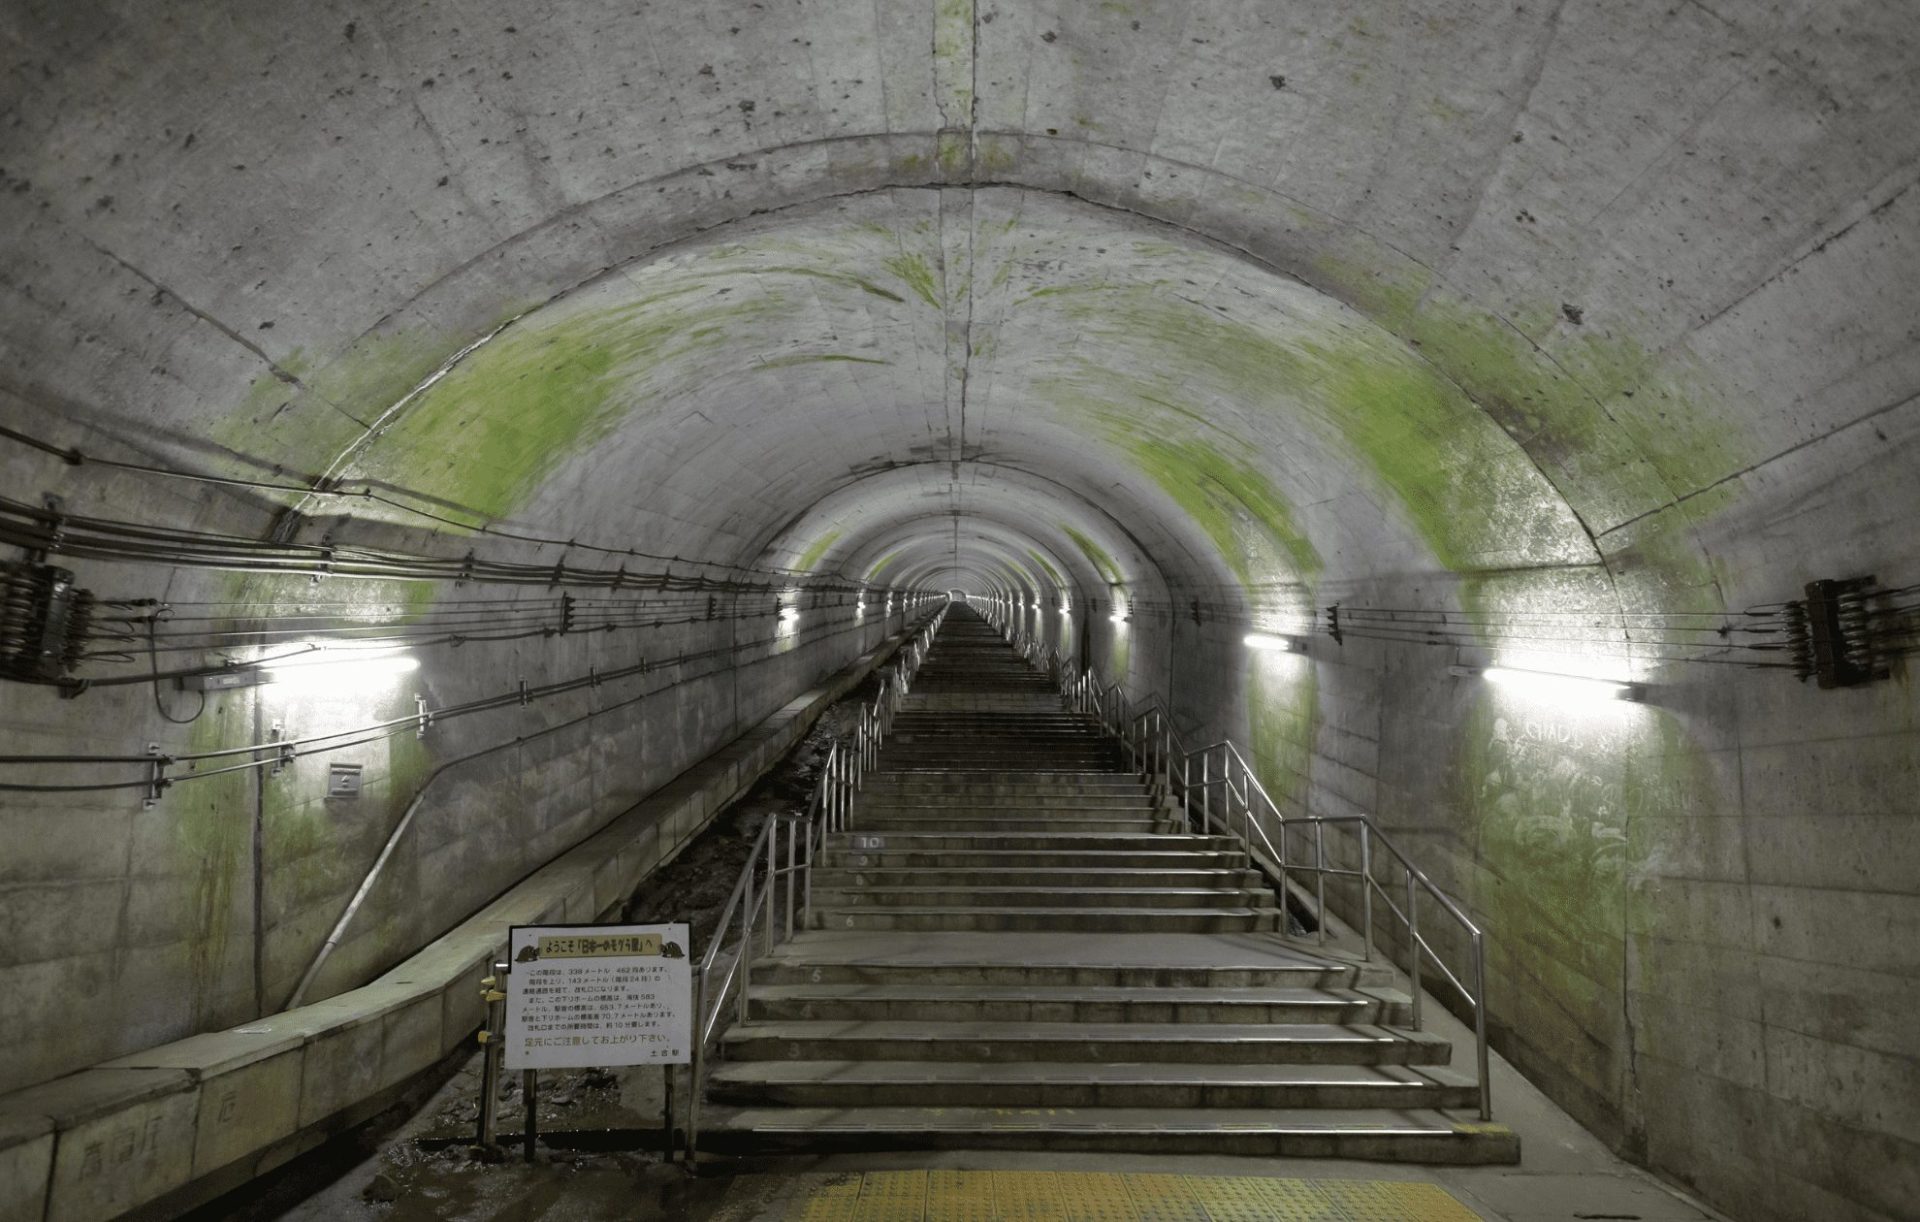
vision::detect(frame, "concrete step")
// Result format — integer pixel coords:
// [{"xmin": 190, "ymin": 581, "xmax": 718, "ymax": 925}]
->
[
  {"xmin": 750, "ymin": 931, "xmax": 1369, "ymax": 988},
  {"xmin": 722, "ymin": 1020, "xmax": 1451, "ymax": 1065},
  {"xmin": 810, "ymin": 886, "xmax": 1277, "ymax": 911},
  {"xmin": 744, "ymin": 983, "xmax": 1412, "ymax": 1025},
  {"xmin": 859, "ymin": 798, "xmax": 1157, "ymax": 811},
  {"xmin": 708, "ymin": 1061, "xmax": 1476, "ymax": 1110},
  {"xmin": 808, "ymin": 907, "xmax": 1283, "ymax": 932},
  {"xmin": 861, "ymin": 780, "xmax": 1146, "ymax": 797},
  {"xmin": 811, "ymin": 867, "xmax": 1264, "ymax": 889},
  {"xmin": 880, "ymin": 756, "xmax": 1123, "ymax": 767},
  {"xmin": 851, "ymin": 816, "xmax": 1178, "ymax": 834},
  {"xmin": 819, "ymin": 848, "xmax": 1249, "ymax": 870},
  {"xmin": 865, "ymin": 770, "xmax": 1136, "ymax": 785},
  {"xmin": 826, "ymin": 830, "xmax": 1240, "ymax": 848},
  {"xmin": 702, "ymin": 1106, "xmax": 1517, "ymax": 1162},
  {"xmin": 824, "ymin": 832, "xmax": 1243, "ymax": 856}
]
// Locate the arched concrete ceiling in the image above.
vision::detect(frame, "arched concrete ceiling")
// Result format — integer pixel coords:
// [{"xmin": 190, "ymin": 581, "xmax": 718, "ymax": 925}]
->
[{"xmin": 2, "ymin": 0, "xmax": 1914, "ymax": 620}]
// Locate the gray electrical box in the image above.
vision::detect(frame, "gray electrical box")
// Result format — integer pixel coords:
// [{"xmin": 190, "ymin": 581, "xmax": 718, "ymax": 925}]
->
[{"xmin": 327, "ymin": 763, "xmax": 364, "ymax": 798}]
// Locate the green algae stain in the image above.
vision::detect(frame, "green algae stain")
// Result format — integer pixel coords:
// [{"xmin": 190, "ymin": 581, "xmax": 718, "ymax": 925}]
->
[
  {"xmin": 1117, "ymin": 433, "xmax": 1321, "ymax": 587},
  {"xmin": 1061, "ymin": 525, "xmax": 1122, "ymax": 585},
  {"xmin": 867, "ymin": 550, "xmax": 902, "ymax": 581},
  {"xmin": 179, "ymin": 701, "xmax": 253, "ymax": 1021},
  {"xmin": 976, "ymin": 136, "xmax": 1018, "ymax": 177},
  {"xmin": 1307, "ymin": 251, "xmax": 1431, "ymax": 332},
  {"xmin": 885, "ymin": 252, "xmax": 942, "ymax": 309},
  {"xmin": 1247, "ymin": 655, "xmax": 1318, "ymax": 820},
  {"xmin": 932, "ymin": 0, "xmax": 975, "ymax": 121},
  {"xmin": 711, "ymin": 265, "xmax": 905, "ymax": 304},
  {"xmin": 346, "ymin": 291, "xmax": 780, "ymax": 520},
  {"xmin": 1405, "ymin": 302, "xmax": 1743, "ymax": 529},
  {"xmin": 759, "ymin": 353, "xmax": 889, "ymax": 369},
  {"xmin": 936, "ymin": 131, "xmax": 971, "ymax": 179},
  {"xmin": 1025, "ymin": 548, "xmax": 1062, "ymax": 586},
  {"xmin": 1038, "ymin": 286, "xmax": 1579, "ymax": 578},
  {"xmin": 795, "ymin": 528, "xmax": 844, "ymax": 574}
]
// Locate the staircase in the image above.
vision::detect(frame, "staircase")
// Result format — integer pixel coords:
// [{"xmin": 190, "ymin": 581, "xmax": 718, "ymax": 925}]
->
[{"xmin": 704, "ymin": 606, "xmax": 1518, "ymax": 1162}]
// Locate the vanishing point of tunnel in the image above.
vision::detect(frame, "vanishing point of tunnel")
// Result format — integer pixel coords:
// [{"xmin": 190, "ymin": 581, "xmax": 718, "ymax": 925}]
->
[{"xmin": 0, "ymin": 2, "xmax": 1916, "ymax": 1221}]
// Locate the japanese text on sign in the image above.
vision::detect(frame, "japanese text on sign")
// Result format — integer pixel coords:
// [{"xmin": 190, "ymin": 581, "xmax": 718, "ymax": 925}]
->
[{"xmin": 503, "ymin": 923, "xmax": 691, "ymax": 1070}]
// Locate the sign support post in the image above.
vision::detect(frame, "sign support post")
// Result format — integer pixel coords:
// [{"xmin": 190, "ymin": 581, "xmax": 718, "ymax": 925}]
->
[
  {"xmin": 495, "ymin": 922, "xmax": 692, "ymax": 1164},
  {"xmin": 522, "ymin": 1070, "xmax": 538, "ymax": 1163}
]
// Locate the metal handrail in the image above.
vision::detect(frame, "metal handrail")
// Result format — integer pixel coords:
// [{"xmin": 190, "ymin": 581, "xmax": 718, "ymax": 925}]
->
[
  {"xmin": 985, "ymin": 606, "xmax": 1491, "ymax": 1122},
  {"xmin": 684, "ymin": 604, "xmax": 947, "ymax": 1159}
]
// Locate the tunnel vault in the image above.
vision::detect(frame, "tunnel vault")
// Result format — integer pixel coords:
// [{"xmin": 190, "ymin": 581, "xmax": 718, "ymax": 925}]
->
[{"xmin": 2, "ymin": 5, "xmax": 1916, "ymax": 1222}]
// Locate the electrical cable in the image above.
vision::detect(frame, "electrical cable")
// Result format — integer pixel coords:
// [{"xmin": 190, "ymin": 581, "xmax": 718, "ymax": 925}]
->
[
  {"xmin": 0, "ymin": 423, "xmax": 832, "ymax": 579},
  {"xmin": 147, "ymin": 615, "xmax": 205, "ymax": 724},
  {"xmin": 0, "ymin": 605, "xmax": 936, "ymax": 787}
]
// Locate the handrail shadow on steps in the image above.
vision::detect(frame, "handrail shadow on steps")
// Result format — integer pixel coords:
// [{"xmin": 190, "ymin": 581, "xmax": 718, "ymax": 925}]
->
[{"xmin": 984, "ymin": 605, "xmax": 1493, "ymax": 1125}]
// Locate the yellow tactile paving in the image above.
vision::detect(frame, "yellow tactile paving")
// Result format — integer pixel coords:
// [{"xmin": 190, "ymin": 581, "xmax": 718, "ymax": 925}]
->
[
  {"xmin": 798, "ymin": 1171, "xmax": 866, "ymax": 1222},
  {"xmin": 726, "ymin": 1171, "xmax": 1484, "ymax": 1221}
]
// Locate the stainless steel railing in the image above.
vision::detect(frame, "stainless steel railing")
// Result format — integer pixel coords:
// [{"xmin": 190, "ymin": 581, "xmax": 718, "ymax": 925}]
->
[
  {"xmin": 988, "ymin": 607, "xmax": 1492, "ymax": 1122},
  {"xmin": 683, "ymin": 605, "xmax": 945, "ymax": 1158}
]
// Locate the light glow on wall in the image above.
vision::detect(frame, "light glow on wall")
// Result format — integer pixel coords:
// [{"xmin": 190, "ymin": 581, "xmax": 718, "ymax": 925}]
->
[
  {"xmin": 261, "ymin": 648, "xmax": 419, "ymax": 691},
  {"xmin": 1243, "ymin": 632, "xmax": 1302, "ymax": 652},
  {"xmin": 1457, "ymin": 663, "xmax": 1643, "ymax": 703}
]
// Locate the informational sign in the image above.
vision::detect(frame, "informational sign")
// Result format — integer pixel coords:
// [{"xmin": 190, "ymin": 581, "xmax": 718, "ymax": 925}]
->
[{"xmin": 503, "ymin": 922, "xmax": 691, "ymax": 1070}]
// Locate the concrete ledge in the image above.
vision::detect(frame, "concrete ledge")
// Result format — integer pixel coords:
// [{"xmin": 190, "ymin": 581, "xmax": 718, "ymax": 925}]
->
[{"xmin": 0, "ymin": 625, "xmax": 916, "ymax": 1222}]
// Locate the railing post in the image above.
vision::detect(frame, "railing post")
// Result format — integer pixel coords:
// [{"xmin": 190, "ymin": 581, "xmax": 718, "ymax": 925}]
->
[
  {"xmin": 1407, "ymin": 870, "xmax": 1423, "ymax": 1030},
  {"xmin": 1201, "ymin": 750, "xmax": 1211, "ymax": 834},
  {"xmin": 1314, "ymin": 820, "xmax": 1328, "ymax": 947},
  {"xmin": 688, "ymin": 966, "xmax": 704, "ymax": 1162},
  {"xmin": 738, "ymin": 860, "xmax": 755, "ymax": 1024},
  {"xmin": 1473, "ymin": 931, "xmax": 1491, "ymax": 1120},
  {"xmin": 1181, "ymin": 753, "xmax": 1191, "ymax": 830},
  {"xmin": 784, "ymin": 815, "xmax": 797, "ymax": 940},
  {"xmin": 1360, "ymin": 824, "xmax": 1374, "ymax": 962}
]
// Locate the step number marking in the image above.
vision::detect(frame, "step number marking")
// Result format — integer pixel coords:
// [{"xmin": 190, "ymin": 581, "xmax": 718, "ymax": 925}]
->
[{"xmin": 854, "ymin": 835, "xmax": 887, "ymax": 850}]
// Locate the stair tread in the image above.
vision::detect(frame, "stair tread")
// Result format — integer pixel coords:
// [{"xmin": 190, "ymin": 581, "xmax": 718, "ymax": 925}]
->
[
  {"xmin": 711, "ymin": 1105, "xmax": 1503, "ymax": 1136},
  {"xmin": 811, "ymin": 887, "xmax": 1271, "ymax": 898},
  {"xmin": 811, "ymin": 904, "xmax": 1276, "ymax": 915},
  {"xmin": 725, "ymin": 1020, "xmax": 1444, "ymax": 1044},
  {"xmin": 761, "ymin": 930, "xmax": 1354, "ymax": 968},
  {"xmin": 701, "ymin": 608, "xmax": 1504, "ymax": 1163},
  {"xmin": 750, "ymin": 983, "xmax": 1407, "ymax": 1004},
  {"xmin": 711, "ymin": 1061, "xmax": 1471, "ymax": 1086},
  {"xmin": 829, "ymin": 833, "xmax": 1229, "ymax": 843}
]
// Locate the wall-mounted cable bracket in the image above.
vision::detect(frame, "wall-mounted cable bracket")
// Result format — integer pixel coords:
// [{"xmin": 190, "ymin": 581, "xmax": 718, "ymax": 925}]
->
[
  {"xmin": 143, "ymin": 742, "xmax": 169, "ymax": 809},
  {"xmin": 1792, "ymin": 576, "xmax": 1891, "ymax": 688}
]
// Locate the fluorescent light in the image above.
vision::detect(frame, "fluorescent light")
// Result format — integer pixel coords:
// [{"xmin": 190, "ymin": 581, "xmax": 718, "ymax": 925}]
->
[
  {"xmin": 1243, "ymin": 633, "xmax": 1301, "ymax": 652},
  {"xmin": 1469, "ymin": 665, "xmax": 1642, "ymax": 702},
  {"xmin": 262, "ymin": 651, "xmax": 419, "ymax": 689}
]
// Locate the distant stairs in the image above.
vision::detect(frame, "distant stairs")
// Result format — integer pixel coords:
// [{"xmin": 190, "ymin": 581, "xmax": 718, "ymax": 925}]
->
[{"xmin": 702, "ymin": 607, "xmax": 1517, "ymax": 1162}]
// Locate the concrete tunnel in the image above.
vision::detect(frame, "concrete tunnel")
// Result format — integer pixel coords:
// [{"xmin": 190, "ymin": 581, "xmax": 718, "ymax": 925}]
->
[{"xmin": 0, "ymin": 2, "xmax": 1916, "ymax": 1220}]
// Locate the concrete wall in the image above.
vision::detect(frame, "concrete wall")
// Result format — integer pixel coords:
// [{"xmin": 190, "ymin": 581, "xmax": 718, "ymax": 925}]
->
[
  {"xmin": 0, "ymin": 552, "xmax": 926, "ymax": 1098},
  {"xmin": 0, "ymin": 622, "xmax": 925, "ymax": 1221},
  {"xmin": 1126, "ymin": 557, "xmax": 1920, "ymax": 1222},
  {"xmin": 2, "ymin": 3, "xmax": 1916, "ymax": 1221}
]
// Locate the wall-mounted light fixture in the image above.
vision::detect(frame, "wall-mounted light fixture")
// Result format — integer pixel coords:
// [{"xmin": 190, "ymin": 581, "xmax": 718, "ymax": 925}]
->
[
  {"xmin": 1450, "ymin": 663, "xmax": 1642, "ymax": 703},
  {"xmin": 262, "ymin": 650, "xmax": 420, "ymax": 691},
  {"xmin": 1243, "ymin": 633, "xmax": 1303, "ymax": 652}
]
